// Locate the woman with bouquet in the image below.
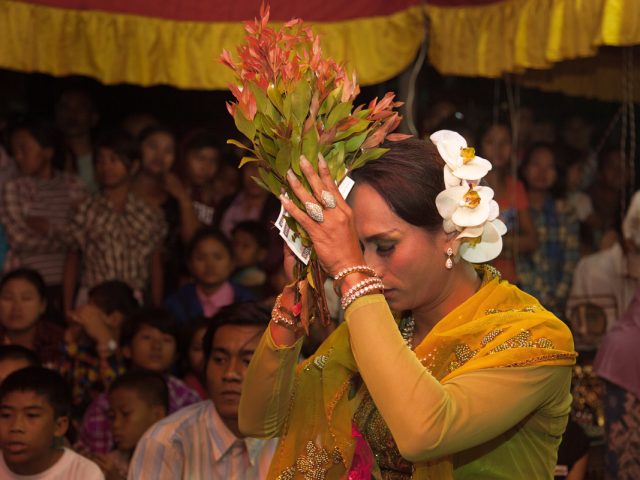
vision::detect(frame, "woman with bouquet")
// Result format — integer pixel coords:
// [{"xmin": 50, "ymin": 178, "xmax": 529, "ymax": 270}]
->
[{"xmin": 238, "ymin": 134, "xmax": 576, "ymax": 479}]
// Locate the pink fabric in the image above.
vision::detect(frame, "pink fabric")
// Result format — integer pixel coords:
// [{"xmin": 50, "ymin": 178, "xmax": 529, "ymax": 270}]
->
[
  {"xmin": 594, "ymin": 286, "xmax": 640, "ymax": 399},
  {"xmin": 348, "ymin": 423, "xmax": 374, "ymax": 479},
  {"xmin": 196, "ymin": 282, "xmax": 234, "ymax": 318}
]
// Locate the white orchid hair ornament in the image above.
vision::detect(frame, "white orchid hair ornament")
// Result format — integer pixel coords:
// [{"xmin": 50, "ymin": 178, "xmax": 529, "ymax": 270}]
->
[{"xmin": 430, "ymin": 130, "xmax": 507, "ymax": 263}]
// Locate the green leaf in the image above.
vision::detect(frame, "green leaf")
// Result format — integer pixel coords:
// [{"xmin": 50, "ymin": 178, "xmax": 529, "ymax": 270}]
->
[
  {"xmin": 258, "ymin": 134, "xmax": 278, "ymax": 157},
  {"xmin": 327, "ymin": 142, "xmax": 345, "ymax": 180},
  {"xmin": 251, "ymin": 175, "xmax": 270, "ymax": 192},
  {"xmin": 226, "ymin": 139, "xmax": 253, "ymax": 152},
  {"xmin": 248, "ymin": 82, "xmax": 269, "ymax": 113},
  {"xmin": 290, "ymin": 79, "xmax": 312, "ymax": 124},
  {"xmin": 275, "ymin": 142, "xmax": 292, "ymax": 177},
  {"xmin": 239, "ymin": 156, "xmax": 259, "ymax": 168},
  {"xmin": 267, "ymin": 84, "xmax": 284, "ymax": 116},
  {"xmin": 326, "ymin": 101, "xmax": 353, "ymax": 129},
  {"xmin": 334, "ymin": 119, "xmax": 372, "ymax": 141},
  {"xmin": 344, "ymin": 131, "xmax": 369, "ymax": 153},
  {"xmin": 349, "ymin": 147, "xmax": 389, "ymax": 171},
  {"xmin": 258, "ymin": 168, "xmax": 283, "ymax": 197},
  {"xmin": 233, "ymin": 110, "xmax": 256, "ymax": 141},
  {"xmin": 301, "ymin": 126, "xmax": 319, "ymax": 168}
]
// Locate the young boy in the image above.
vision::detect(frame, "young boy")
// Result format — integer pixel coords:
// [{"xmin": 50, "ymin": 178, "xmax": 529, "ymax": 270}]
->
[
  {"xmin": 91, "ymin": 371, "xmax": 168, "ymax": 479},
  {"xmin": 78, "ymin": 308, "xmax": 199, "ymax": 454},
  {"xmin": 63, "ymin": 129, "xmax": 167, "ymax": 312},
  {"xmin": 0, "ymin": 345, "xmax": 39, "ymax": 384},
  {"xmin": 0, "ymin": 367, "xmax": 103, "ymax": 479},
  {"xmin": 61, "ymin": 280, "xmax": 139, "ymax": 418}
]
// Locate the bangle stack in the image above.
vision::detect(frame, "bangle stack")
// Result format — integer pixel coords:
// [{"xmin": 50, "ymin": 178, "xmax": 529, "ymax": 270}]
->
[
  {"xmin": 271, "ymin": 293, "xmax": 300, "ymax": 331},
  {"xmin": 334, "ymin": 265, "xmax": 384, "ymax": 310}
]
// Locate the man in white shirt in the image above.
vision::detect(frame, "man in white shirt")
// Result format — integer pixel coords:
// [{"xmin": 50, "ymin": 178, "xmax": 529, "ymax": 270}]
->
[{"xmin": 129, "ymin": 303, "xmax": 277, "ymax": 479}]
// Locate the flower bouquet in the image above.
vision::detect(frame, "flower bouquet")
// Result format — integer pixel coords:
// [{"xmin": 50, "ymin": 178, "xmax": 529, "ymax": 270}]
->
[{"xmin": 221, "ymin": 5, "xmax": 409, "ymax": 329}]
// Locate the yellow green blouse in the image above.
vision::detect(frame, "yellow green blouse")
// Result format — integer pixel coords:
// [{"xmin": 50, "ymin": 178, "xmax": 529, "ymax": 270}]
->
[{"xmin": 240, "ymin": 274, "xmax": 576, "ymax": 479}]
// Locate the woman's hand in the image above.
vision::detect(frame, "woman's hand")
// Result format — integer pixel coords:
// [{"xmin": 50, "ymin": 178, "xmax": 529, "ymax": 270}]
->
[{"xmin": 280, "ymin": 155, "xmax": 364, "ymax": 277}]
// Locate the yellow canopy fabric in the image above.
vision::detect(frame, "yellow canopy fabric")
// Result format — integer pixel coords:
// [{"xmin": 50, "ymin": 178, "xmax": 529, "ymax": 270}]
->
[{"xmin": 0, "ymin": 0, "xmax": 425, "ymax": 90}]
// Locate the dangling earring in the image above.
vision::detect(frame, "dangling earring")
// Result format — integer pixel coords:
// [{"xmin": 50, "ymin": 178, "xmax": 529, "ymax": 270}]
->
[{"xmin": 445, "ymin": 247, "xmax": 454, "ymax": 269}]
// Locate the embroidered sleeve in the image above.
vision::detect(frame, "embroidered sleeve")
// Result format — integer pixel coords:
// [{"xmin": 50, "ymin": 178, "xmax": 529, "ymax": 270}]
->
[{"xmin": 239, "ymin": 328, "xmax": 304, "ymax": 438}]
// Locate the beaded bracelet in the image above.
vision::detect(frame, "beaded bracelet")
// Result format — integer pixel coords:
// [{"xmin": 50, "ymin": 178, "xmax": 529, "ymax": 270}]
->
[
  {"xmin": 333, "ymin": 265, "xmax": 377, "ymax": 296},
  {"xmin": 271, "ymin": 293, "xmax": 299, "ymax": 331},
  {"xmin": 342, "ymin": 277, "xmax": 383, "ymax": 301},
  {"xmin": 340, "ymin": 280, "xmax": 384, "ymax": 310}
]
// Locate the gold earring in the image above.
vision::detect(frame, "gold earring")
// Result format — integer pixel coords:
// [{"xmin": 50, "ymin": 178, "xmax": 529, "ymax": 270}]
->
[{"xmin": 445, "ymin": 247, "xmax": 454, "ymax": 269}]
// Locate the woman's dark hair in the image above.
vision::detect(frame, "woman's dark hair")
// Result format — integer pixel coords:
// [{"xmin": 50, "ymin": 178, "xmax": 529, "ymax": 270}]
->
[
  {"xmin": 94, "ymin": 129, "xmax": 139, "ymax": 169},
  {"xmin": 519, "ymin": 142, "xmax": 566, "ymax": 198},
  {"xmin": 351, "ymin": 138, "xmax": 445, "ymax": 232},
  {"xmin": 477, "ymin": 122, "xmax": 512, "ymax": 149},
  {"xmin": 120, "ymin": 307, "xmax": 179, "ymax": 347},
  {"xmin": 109, "ymin": 370, "xmax": 169, "ymax": 413},
  {"xmin": 0, "ymin": 268, "xmax": 47, "ymax": 299},
  {"xmin": 8, "ymin": 117, "xmax": 68, "ymax": 171},
  {"xmin": 138, "ymin": 124, "xmax": 176, "ymax": 146},
  {"xmin": 88, "ymin": 280, "xmax": 139, "ymax": 318},
  {"xmin": 186, "ymin": 227, "xmax": 233, "ymax": 261},
  {"xmin": 202, "ymin": 302, "xmax": 270, "ymax": 371},
  {"xmin": 0, "ymin": 367, "xmax": 71, "ymax": 419},
  {"xmin": 178, "ymin": 315, "xmax": 210, "ymax": 375}
]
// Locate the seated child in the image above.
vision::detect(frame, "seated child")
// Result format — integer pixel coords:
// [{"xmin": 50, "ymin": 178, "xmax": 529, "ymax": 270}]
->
[
  {"xmin": 61, "ymin": 280, "xmax": 139, "ymax": 419},
  {"xmin": 179, "ymin": 317, "xmax": 209, "ymax": 399},
  {"xmin": 231, "ymin": 220, "xmax": 269, "ymax": 298},
  {"xmin": 0, "ymin": 268, "xmax": 64, "ymax": 369},
  {"xmin": 0, "ymin": 367, "xmax": 103, "ymax": 479},
  {"xmin": 0, "ymin": 345, "xmax": 39, "ymax": 384},
  {"xmin": 91, "ymin": 370, "xmax": 168, "ymax": 479},
  {"xmin": 78, "ymin": 308, "xmax": 199, "ymax": 454},
  {"xmin": 165, "ymin": 228, "xmax": 254, "ymax": 326}
]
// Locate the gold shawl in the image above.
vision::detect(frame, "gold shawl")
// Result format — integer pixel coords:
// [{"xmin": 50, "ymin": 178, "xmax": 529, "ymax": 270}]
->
[{"xmin": 269, "ymin": 269, "xmax": 577, "ymax": 479}]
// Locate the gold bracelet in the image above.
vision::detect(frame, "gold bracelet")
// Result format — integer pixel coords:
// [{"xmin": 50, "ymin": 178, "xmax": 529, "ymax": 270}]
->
[{"xmin": 271, "ymin": 293, "xmax": 299, "ymax": 331}]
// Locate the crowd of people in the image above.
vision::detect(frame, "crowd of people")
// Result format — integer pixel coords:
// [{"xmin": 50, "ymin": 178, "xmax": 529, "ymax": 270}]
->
[{"xmin": 0, "ymin": 79, "xmax": 635, "ymax": 479}]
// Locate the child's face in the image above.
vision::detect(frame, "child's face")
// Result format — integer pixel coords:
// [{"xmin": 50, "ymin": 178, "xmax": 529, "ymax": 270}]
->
[
  {"xmin": 232, "ymin": 230, "xmax": 265, "ymax": 269},
  {"xmin": 141, "ymin": 132, "xmax": 175, "ymax": 176},
  {"xmin": 188, "ymin": 326, "xmax": 207, "ymax": 373},
  {"xmin": 10, "ymin": 130, "xmax": 53, "ymax": 178},
  {"xmin": 0, "ymin": 279, "xmax": 46, "ymax": 334},
  {"xmin": 186, "ymin": 147, "xmax": 220, "ymax": 187},
  {"xmin": 188, "ymin": 238, "xmax": 234, "ymax": 289},
  {"xmin": 108, "ymin": 388, "xmax": 164, "ymax": 453},
  {"xmin": 481, "ymin": 125, "xmax": 512, "ymax": 169},
  {"xmin": 0, "ymin": 391, "xmax": 67, "ymax": 475},
  {"xmin": 523, "ymin": 147, "xmax": 557, "ymax": 192},
  {"xmin": 0, "ymin": 359, "xmax": 32, "ymax": 385},
  {"xmin": 125, "ymin": 324, "xmax": 176, "ymax": 372},
  {"xmin": 95, "ymin": 147, "xmax": 131, "ymax": 189}
]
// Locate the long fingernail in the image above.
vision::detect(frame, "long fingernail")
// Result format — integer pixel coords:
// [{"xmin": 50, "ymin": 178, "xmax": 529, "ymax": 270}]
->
[
  {"xmin": 279, "ymin": 194, "xmax": 289, "ymax": 203},
  {"xmin": 318, "ymin": 153, "xmax": 327, "ymax": 167},
  {"xmin": 300, "ymin": 155, "xmax": 309, "ymax": 167},
  {"xmin": 287, "ymin": 169, "xmax": 296, "ymax": 181}
]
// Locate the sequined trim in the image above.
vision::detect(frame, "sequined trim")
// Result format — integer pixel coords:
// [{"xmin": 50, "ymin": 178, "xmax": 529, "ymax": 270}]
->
[
  {"xmin": 481, "ymin": 328, "xmax": 503, "ymax": 346},
  {"xmin": 503, "ymin": 353, "xmax": 578, "ymax": 367},
  {"xmin": 276, "ymin": 441, "xmax": 338, "ymax": 480},
  {"xmin": 489, "ymin": 329, "xmax": 555, "ymax": 354},
  {"xmin": 485, "ymin": 305, "xmax": 539, "ymax": 315}
]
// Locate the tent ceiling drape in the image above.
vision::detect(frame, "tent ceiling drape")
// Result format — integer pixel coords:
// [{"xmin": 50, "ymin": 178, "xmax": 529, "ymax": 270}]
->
[{"xmin": 0, "ymin": 0, "xmax": 638, "ymax": 100}]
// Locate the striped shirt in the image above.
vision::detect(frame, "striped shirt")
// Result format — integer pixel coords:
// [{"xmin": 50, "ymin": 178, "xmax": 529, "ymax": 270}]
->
[
  {"xmin": 67, "ymin": 193, "xmax": 167, "ymax": 291},
  {"xmin": 1, "ymin": 172, "xmax": 87, "ymax": 285},
  {"xmin": 129, "ymin": 400, "xmax": 277, "ymax": 480}
]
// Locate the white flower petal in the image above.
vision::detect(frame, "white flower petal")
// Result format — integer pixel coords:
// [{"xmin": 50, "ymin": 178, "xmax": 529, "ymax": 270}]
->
[
  {"xmin": 488, "ymin": 200, "xmax": 499, "ymax": 221},
  {"xmin": 435, "ymin": 186, "xmax": 467, "ymax": 219},
  {"xmin": 491, "ymin": 218, "xmax": 508, "ymax": 236},
  {"xmin": 430, "ymin": 130, "xmax": 467, "ymax": 169},
  {"xmin": 444, "ymin": 167, "xmax": 462, "ymax": 188},
  {"xmin": 451, "ymin": 159, "xmax": 492, "ymax": 181},
  {"xmin": 443, "ymin": 218, "xmax": 457, "ymax": 233},
  {"xmin": 475, "ymin": 186, "xmax": 495, "ymax": 202},
  {"xmin": 456, "ymin": 225, "xmax": 485, "ymax": 239},
  {"xmin": 459, "ymin": 221, "xmax": 503, "ymax": 262},
  {"xmin": 452, "ymin": 202, "xmax": 490, "ymax": 227}
]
